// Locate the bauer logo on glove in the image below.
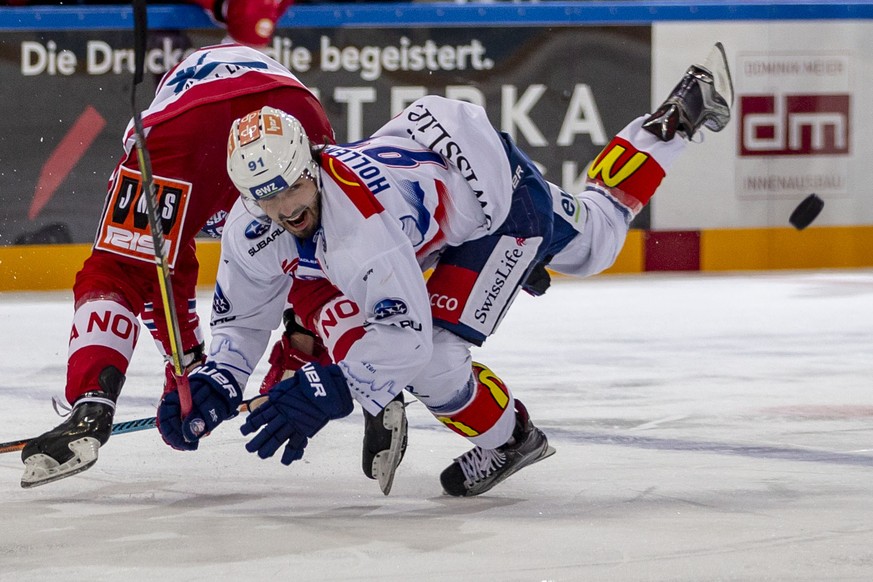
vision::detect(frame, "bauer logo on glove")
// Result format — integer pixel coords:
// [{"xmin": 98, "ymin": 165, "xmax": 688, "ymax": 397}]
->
[
  {"xmin": 240, "ymin": 362, "xmax": 354, "ymax": 465},
  {"xmin": 302, "ymin": 363, "xmax": 328, "ymax": 397},
  {"xmin": 156, "ymin": 362, "xmax": 243, "ymax": 451}
]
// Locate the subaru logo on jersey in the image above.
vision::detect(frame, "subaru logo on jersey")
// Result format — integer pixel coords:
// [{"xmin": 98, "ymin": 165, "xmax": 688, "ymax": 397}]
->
[
  {"xmin": 250, "ymin": 175, "xmax": 289, "ymax": 200},
  {"xmin": 244, "ymin": 218, "xmax": 272, "ymax": 239},
  {"xmin": 247, "ymin": 227, "xmax": 283, "ymax": 257},
  {"xmin": 212, "ymin": 282, "xmax": 232, "ymax": 315},
  {"xmin": 373, "ymin": 298, "xmax": 408, "ymax": 320}
]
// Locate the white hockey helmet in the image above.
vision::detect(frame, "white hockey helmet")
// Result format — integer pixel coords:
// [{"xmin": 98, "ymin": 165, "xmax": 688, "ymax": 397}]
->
[{"xmin": 227, "ymin": 106, "xmax": 319, "ymax": 202}]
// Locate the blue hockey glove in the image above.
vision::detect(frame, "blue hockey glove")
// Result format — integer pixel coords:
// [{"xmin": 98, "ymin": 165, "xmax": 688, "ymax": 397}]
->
[
  {"xmin": 157, "ymin": 362, "xmax": 243, "ymax": 451},
  {"xmin": 240, "ymin": 362, "xmax": 354, "ymax": 465}
]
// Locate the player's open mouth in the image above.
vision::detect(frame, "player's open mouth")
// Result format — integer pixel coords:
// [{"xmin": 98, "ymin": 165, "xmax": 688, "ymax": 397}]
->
[{"xmin": 284, "ymin": 209, "xmax": 309, "ymax": 231}]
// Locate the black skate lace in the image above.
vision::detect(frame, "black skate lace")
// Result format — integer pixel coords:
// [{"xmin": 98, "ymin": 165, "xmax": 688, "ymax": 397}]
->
[{"xmin": 458, "ymin": 447, "xmax": 506, "ymax": 486}]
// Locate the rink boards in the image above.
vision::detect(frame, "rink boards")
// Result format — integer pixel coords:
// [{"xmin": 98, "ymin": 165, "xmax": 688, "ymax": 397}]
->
[{"xmin": 1, "ymin": 1, "xmax": 871, "ymax": 290}]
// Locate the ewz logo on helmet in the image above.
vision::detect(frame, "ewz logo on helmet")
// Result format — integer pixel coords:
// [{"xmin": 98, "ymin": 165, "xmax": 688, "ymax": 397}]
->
[{"xmin": 251, "ymin": 176, "xmax": 289, "ymax": 200}]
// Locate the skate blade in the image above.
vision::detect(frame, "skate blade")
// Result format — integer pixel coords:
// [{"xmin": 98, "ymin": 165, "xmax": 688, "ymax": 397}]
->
[
  {"xmin": 371, "ymin": 401, "xmax": 408, "ymax": 496},
  {"xmin": 524, "ymin": 443, "xmax": 557, "ymax": 471},
  {"xmin": 20, "ymin": 437, "xmax": 100, "ymax": 489},
  {"xmin": 703, "ymin": 42, "xmax": 734, "ymax": 107}
]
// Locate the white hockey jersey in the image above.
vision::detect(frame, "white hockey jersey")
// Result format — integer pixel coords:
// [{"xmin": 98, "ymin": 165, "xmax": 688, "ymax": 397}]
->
[
  {"xmin": 211, "ymin": 97, "xmax": 517, "ymax": 413},
  {"xmin": 209, "ymin": 96, "xmax": 660, "ymax": 414}
]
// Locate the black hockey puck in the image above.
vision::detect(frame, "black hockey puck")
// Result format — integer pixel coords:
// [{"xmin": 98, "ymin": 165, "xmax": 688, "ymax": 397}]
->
[{"xmin": 789, "ymin": 193, "xmax": 824, "ymax": 230}]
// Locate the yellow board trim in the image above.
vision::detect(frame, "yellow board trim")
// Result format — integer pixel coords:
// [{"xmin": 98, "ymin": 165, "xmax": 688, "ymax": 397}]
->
[
  {"xmin": 0, "ymin": 240, "xmax": 222, "ymax": 292},
  {"xmin": 604, "ymin": 229, "xmax": 645, "ymax": 274},
  {"xmin": 1, "ymin": 227, "xmax": 872, "ymax": 292},
  {"xmin": 701, "ymin": 226, "xmax": 873, "ymax": 271}
]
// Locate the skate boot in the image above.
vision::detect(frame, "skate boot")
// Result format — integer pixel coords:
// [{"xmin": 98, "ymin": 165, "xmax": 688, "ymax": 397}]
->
[
  {"xmin": 362, "ymin": 392, "xmax": 408, "ymax": 495},
  {"xmin": 21, "ymin": 366, "xmax": 124, "ymax": 488},
  {"xmin": 642, "ymin": 42, "xmax": 734, "ymax": 142},
  {"xmin": 440, "ymin": 400, "xmax": 555, "ymax": 497}
]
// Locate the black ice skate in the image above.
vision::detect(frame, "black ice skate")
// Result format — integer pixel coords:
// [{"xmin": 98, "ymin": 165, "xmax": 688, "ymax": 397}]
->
[
  {"xmin": 21, "ymin": 367, "xmax": 124, "ymax": 488},
  {"xmin": 362, "ymin": 392, "xmax": 408, "ymax": 495},
  {"xmin": 440, "ymin": 400, "xmax": 555, "ymax": 497},
  {"xmin": 642, "ymin": 42, "xmax": 734, "ymax": 142}
]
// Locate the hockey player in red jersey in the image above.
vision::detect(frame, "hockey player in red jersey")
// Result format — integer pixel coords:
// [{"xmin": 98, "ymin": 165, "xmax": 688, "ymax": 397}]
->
[
  {"xmin": 164, "ymin": 43, "xmax": 733, "ymax": 496},
  {"xmin": 19, "ymin": 43, "xmax": 335, "ymax": 488}
]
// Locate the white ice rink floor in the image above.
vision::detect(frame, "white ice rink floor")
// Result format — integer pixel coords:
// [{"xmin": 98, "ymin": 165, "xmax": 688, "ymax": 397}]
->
[{"xmin": 1, "ymin": 270, "xmax": 872, "ymax": 581}]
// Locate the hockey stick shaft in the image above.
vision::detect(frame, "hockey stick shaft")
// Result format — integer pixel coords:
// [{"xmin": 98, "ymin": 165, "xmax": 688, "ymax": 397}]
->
[
  {"xmin": 0, "ymin": 418, "xmax": 155, "ymax": 455},
  {"xmin": 0, "ymin": 396, "xmax": 268, "ymax": 455},
  {"xmin": 130, "ymin": 0, "xmax": 192, "ymax": 415}
]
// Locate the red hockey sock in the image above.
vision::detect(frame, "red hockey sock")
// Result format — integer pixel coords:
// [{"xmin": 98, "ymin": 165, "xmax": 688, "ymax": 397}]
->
[{"xmin": 66, "ymin": 300, "xmax": 140, "ymax": 403}]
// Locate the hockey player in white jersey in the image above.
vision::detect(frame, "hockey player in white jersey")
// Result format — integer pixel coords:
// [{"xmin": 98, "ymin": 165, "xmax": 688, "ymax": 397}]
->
[{"xmin": 157, "ymin": 44, "xmax": 733, "ymax": 496}]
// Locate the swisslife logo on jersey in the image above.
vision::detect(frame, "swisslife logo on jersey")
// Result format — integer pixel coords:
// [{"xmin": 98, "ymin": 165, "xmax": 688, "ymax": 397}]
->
[{"xmin": 735, "ymin": 52, "xmax": 850, "ymax": 198}]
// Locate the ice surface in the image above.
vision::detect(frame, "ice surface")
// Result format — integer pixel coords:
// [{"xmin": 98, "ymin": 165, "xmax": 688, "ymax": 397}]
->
[{"xmin": 1, "ymin": 270, "xmax": 872, "ymax": 581}]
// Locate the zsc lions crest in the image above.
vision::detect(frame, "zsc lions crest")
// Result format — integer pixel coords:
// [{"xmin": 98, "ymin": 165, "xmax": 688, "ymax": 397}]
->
[{"xmin": 212, "ymin": 282, "xmax": 232, "ymax": 315}]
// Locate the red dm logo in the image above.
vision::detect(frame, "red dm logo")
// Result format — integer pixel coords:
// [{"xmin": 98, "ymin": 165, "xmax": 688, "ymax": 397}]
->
[{"xmin": 739, "ymin": 94, "xmax": 850, "ymax": 156}]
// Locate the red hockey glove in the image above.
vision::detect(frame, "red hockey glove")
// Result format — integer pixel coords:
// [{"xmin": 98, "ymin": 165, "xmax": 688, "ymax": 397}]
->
[{"xmin": 259, "ymin": 330, "xmax": 331, "ymax": 394}]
